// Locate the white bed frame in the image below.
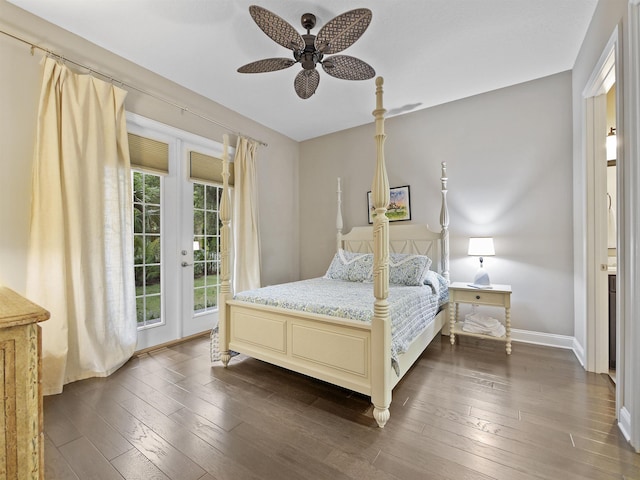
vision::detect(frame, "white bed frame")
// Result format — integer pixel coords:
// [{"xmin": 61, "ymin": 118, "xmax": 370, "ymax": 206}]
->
[{"xmin": 215, "ymin": 78, "xmax": 450, "ymax": 427}]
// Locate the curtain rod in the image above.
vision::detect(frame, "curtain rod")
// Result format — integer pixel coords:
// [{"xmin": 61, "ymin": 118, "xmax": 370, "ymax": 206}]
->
[{"xmin": 0, "ymin": 28, "xmax": 268, "ymax": 147}]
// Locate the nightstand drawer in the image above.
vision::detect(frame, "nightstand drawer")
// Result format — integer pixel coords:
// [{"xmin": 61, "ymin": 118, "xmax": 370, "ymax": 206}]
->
[{"xmin": 454, "ymin": 289, "xmax": 505, "ymax": 306}]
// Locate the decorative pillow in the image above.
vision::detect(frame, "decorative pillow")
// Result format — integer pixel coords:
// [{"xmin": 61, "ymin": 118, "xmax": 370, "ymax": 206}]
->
[
  {"xmin": 324, "ymin": 249, "xmax": 374, "ymax": 282},
  {"xmin": 424, "ymin": 269, "xmax": 447, "ymax": 295},
  {"xmin": 388, "ymin": 253, "xmax": 432, "ymax": 286}
]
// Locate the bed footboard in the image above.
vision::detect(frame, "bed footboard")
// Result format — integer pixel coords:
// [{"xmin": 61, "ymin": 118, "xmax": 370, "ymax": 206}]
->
[{"xmin": 227, "ymin": 301, "xmax": 374, "ymax": 396}]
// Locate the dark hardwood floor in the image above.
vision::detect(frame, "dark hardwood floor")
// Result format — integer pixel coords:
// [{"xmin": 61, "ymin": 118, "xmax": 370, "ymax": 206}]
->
[{"xmin": 43, "ymin": 334, "xmax": 639, "ymax": 479}]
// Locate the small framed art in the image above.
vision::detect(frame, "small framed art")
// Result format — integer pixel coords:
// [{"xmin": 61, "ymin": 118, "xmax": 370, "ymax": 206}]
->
[{"xmin": 367, "ymin": 185, "xmax": 411, "ymax": 224}]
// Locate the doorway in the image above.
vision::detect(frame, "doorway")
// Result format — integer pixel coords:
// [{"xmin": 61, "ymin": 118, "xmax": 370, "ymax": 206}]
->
[
  {"xmin": 605, "ymin": 83, "xmax": 617, "ymax": 382},
  {"xmin": 582, "ymin": 27, "xmax": 623, "ymax": 428},
  {"xmin": 128, "ymin": 113, "xmax": 228, "ymax": 350}
]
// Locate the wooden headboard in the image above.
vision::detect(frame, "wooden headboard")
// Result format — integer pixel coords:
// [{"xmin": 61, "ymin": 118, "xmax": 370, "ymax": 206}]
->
[{"xmin": 341, "ymin": 224, "xmax": 445, "ymax": 276}]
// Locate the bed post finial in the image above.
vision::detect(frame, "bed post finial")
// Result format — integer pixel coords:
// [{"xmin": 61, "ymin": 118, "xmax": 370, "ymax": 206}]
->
[
  {"xmin": 371, "ymin": 76, "xmax": 391, "ymax": 428},
  {"xmin": 439, "ymin": 162, "xmax": 450, "ymax": 283},
  {"xmin": 336, "ymin": 177, "xmax": 343, "ymax": 252},
  {"xmin": 217, "ymin": 133, "xmax": 232, "ymax": 367}
]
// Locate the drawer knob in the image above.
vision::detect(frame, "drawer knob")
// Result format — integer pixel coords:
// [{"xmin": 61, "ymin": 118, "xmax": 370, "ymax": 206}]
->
[{"xmin": 476, "ymin": 295, "xmax": 480, "ymax": 300}]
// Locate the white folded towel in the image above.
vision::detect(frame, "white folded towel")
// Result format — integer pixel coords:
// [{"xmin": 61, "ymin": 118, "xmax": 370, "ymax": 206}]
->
[{"xmin": 462, "ymin": 312, "xmax": 506, "ymax": 337}]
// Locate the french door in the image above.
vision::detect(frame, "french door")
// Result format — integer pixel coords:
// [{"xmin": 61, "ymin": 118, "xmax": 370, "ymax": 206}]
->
[{"xmin": 128, "ymin": 113, "xmax": 228, "ymax": 350}]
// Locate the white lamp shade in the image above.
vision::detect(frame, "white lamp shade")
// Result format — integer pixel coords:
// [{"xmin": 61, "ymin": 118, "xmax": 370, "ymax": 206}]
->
[
  {"xmin": 193, "ymin": 240, "xmax": 201, "ymax": 251},
  {"xmin": 468, "ymin": 237, "xmax": 495, "ymax": 256}
]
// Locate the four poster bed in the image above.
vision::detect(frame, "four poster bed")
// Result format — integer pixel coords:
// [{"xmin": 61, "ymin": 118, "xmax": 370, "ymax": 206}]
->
[{"xmin": 213, "ymin": 77, "xmax": 450, "ymax": 427}]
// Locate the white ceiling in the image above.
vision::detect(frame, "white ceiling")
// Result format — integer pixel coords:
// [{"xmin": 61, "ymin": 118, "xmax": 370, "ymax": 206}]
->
[{"xmin": 9, "ymin": 0, "xmax": 598, "ymax": 141}]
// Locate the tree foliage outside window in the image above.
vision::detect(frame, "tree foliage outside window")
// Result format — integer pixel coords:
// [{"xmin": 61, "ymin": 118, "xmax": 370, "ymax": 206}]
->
[
  {"xmin": 133, "ymin": 171, "xmax": 162, "ymax": 326},
  {"xmin": 193, "ymin": 182, "xmax": 222, "ymax": 313}
]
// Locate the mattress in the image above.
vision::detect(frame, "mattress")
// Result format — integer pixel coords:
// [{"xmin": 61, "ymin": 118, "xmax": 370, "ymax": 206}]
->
[{"xmin": 233, "ymin": 276, "xmax": 448, "ymax": 374}]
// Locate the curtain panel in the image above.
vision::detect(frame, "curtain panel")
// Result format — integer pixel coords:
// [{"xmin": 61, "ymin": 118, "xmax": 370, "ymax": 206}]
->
[
  {"xmin": 233, "ymin": 137, "xmax": 261, "ymax": 293},
  {"xmin": 26, "ymin": 57, "xmax": 137, "ymax": 395}
]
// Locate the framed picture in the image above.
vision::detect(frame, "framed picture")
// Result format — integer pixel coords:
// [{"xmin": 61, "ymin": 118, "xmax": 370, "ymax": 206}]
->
[{"xmin": 367, "ymin": 185, "xmax": 411, "ymax": 224}]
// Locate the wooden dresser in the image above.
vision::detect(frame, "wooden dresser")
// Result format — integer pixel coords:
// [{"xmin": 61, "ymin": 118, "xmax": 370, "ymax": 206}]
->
[{"xmin": 0, "ymin": 287, "xmax": 50, "ymax": 480}]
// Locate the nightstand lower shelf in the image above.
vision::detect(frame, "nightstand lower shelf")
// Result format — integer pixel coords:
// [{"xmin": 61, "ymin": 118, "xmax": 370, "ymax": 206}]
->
[{"xmin": 450, "ymin": 322, "xmax": 508, "ymax": 342}]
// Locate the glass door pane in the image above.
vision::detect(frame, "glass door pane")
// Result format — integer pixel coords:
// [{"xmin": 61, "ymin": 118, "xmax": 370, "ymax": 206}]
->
[
  {"xmin": 133, "ymin": 171, "xmax": 163, "ymax": 328},
  {"xmin": 193, "ymin": 182, "xmax": 221, "ymax": 315}
]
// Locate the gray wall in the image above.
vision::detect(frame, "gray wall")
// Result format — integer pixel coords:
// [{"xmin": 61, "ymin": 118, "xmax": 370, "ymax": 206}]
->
[
  {"xmin": 0, "ymin": 0, "xmax": 300, "ymax": 293},
  {"xmin": 300, "ymin": 72, "xmax": 574, "ymax": 336}
]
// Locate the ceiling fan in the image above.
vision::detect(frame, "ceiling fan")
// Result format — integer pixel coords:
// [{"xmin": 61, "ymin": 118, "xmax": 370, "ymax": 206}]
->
[{"xmin": 237, "ymin": 5, "xmax": 376, "ymax": 99}]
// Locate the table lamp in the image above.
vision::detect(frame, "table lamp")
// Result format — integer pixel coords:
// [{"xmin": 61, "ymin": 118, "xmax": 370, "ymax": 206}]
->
[{"xmin": 468, "ymin": 237, "xmax": 495, "ymax": 287}]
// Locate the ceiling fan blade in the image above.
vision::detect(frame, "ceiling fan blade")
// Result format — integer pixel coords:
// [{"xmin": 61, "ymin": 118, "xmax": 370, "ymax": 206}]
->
[
  {"xmin": 315, "ymin": 8, "xmax": 372, "ymax": 55},
  {"xmin": 249, "ymin": 5, "xmax": 305, "ymax": 51},
  {"xmin": 294, "ymin": 69, "xmax": 320, "ymax": 99},
  {"xmin": 238, "ymin": 58, "xmax": 296, "ymax": 74},
  {"xmin": 322, "ymin": 55, "xmax": 375, "ymax": 80}
]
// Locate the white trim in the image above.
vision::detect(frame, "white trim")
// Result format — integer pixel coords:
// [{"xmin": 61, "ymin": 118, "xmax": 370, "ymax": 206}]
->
[
  {"xmin": 126, "ymin": 112, "xmax": 235, "ymax": 159},
  {"xmin": 510, "ymin": 329, "xmax": 576, "ymax": 350},
  {"xmin": 581, "ymin": 27, "xmax": 619, "ymax": 375},
  {"xmin": 572, "ymin": 337, "xmax": 586, "ymax": 368},
  {"xmin": 582, "ymin": 33, "xmax": 616, "ymax": 97},
  {"xmin": 494, "ymin": 329, "xmax": 585, "ymax": 368},
  {"xmin": 625, "ymin": 0, "xmax": 640, "ymax": 451},
  {"xmin": 618, "ymin": 407, "xmax": 632, "ymax": 445}
]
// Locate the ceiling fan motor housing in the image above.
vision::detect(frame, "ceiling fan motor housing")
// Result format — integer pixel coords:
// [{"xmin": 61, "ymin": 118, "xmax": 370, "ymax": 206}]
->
[{"xmin": 296, "ymin": 34, "xmax": 323, "ymax": 70}]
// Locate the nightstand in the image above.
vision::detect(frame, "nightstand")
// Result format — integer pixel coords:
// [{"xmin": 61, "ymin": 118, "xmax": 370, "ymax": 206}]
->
[{"xmin": 448, "ymin": 282, "xmax": 512, "ymax": 354}]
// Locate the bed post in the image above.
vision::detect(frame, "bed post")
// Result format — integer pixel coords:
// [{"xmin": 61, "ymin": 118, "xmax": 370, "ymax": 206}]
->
[
  {"xmin": 440, "ymin": 162, "xmax": 450, "ymax": 283},
  {"xmin": 370, "ymin": 77, "xmax": 391, "ymax": 428},
  {"xmin": 218, "ymin": 134, "xmax": 232, "ymax": 367},
  {"xmin": 336, "ymin": 177, "xmax": 343, "ymax": 252}
]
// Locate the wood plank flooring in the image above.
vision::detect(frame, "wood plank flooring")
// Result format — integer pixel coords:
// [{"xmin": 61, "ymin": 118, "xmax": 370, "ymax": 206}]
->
[{"xmin": 43, "ymin": 334, "xmax": 639, "ymax": 479}]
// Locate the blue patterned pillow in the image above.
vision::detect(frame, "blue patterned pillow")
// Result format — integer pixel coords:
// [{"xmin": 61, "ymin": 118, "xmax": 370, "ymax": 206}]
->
[
  {"xmin": 389, "ymin": 253, "xmax": 432, "ymax": 286},
  {"xmin": 324, "ymin": 249, "xmax": 373, "ymax": 282}
]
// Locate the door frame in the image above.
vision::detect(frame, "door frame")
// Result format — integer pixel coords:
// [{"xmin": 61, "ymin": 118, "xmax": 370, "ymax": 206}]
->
[
  {"xmin": 581, "ymin": 16, "xmax": 640, "ymax": 451},
  {"xmin": 624, "ymin": 0, "xmax": 640, "ymax": 451},
  {"xmin": 582, "ymin": 28, "xmax": 618, "ymax": 376}
]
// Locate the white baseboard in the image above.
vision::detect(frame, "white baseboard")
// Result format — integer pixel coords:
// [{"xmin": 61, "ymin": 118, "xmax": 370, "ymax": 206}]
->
[
  {"xmin": 510, "ymin": 329, "xmax": 586, "ymax": 367},
  {"xmin": 571, "ymin": 337, "xmax": 586, "ymax": 368},
  {"xmin": 447, "ymin": 328, "xmax": 589, "ymax": 368},
  {"xmin": 511, "ymin": 328, "xmax": 574, "ymax": 349},
  {"xmin": 619, "ymin": 406, "xmax": 632, "ymax": 444}
]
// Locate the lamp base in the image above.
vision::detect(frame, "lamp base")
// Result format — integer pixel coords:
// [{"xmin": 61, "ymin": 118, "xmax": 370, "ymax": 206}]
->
[{"xmin": 471, "ymin": 268, "xmax": 491, "ymax": 287}]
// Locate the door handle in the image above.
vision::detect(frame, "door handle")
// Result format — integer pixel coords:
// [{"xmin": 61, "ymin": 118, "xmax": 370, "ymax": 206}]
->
[{"xmin": 181, "ymin": 261, "xmax": 193, "ymax": 267}]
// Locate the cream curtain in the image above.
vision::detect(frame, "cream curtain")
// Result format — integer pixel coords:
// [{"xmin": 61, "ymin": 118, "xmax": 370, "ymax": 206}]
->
[
  {"xmin": 26, "ymin": 57, "xmax": 137, "ymax": 395},
  {"xmin": 233, "ymin": 137, "xmax": 261, "ymax": 293}
]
